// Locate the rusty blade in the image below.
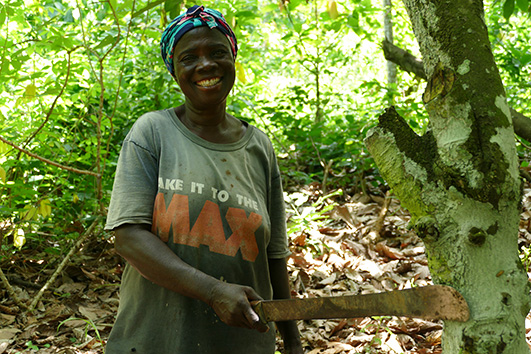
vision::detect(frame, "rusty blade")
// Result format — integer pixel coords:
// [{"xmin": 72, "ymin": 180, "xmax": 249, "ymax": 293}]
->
[{"xmin": 252, "ymin": 285, "xmax": 469, "ymax": 323}]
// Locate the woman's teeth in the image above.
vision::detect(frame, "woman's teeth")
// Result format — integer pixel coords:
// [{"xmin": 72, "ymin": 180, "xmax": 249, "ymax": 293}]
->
[{"xmin": 197, "ymin": 78, "xmax": 221, "ymax": 87}]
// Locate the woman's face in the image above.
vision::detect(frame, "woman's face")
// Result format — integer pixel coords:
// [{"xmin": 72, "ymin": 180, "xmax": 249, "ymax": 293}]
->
[{"xmin": 173, "ymin": 26, "xmax": 236, "ymax": 109}]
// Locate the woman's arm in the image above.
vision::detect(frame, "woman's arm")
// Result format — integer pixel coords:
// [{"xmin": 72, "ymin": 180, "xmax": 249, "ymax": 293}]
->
[
  {"xmin": 115, "ymin": 223, "xmax": 268, "ymax": 332},
  {"xmin": 269, "ymin": 257, "xmax": 304, "ymax": 354}
]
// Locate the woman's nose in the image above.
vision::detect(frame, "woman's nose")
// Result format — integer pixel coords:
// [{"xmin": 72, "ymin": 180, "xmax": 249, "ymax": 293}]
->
[{"xmin": 197, "ymin": 56, "xmax": 216, "ymax": 70}]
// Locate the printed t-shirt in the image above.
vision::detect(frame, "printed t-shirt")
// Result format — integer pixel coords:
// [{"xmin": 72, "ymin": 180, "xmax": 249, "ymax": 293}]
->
[{"xmin": 104, "ymin": 108, "xmax": 290, "ymax": 353}]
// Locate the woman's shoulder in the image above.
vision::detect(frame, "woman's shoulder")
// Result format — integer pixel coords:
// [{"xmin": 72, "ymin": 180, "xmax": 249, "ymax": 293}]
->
[
  {"xmin": 246, "ymin": 123, "xmax": 273, "ymax": 146},
  {"xmin": 127, "ymin": 109, "xmax": 177, "ymax": 137},
  {"xmin": 132, "ymin": 109, "xmax": 173, "ymax": 129},
  {"xmin": 124, "ymin": 109, "xmax": 175, "ymax": 148}
]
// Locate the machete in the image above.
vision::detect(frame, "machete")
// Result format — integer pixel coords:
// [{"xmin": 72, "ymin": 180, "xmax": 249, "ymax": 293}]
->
[{"xmin": 252, "ymin": 285, "xmax": 469, "ymax": 323}]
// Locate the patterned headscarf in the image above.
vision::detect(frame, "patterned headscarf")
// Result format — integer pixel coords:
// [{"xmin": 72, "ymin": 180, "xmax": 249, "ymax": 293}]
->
[{"xmin": 160, "ymin": 5, "xmax": 238, "ymax": 78}]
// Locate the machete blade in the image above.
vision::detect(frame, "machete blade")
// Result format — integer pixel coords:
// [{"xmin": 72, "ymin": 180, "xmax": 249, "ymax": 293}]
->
[{"xmin": 252, "ymin": 285, "xmax": 469, "ymax": 323}]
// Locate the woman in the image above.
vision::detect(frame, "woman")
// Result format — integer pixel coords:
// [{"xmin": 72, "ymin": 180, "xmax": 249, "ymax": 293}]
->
[{"xmin": 104, "ymin": 5, "xmax": 303, "ymax": 354}]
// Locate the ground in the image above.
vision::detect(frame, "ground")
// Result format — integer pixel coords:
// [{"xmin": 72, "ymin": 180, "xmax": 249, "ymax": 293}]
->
[{"xmin": 2, "ymin": 185, "xmax": 531, "ymax": 354}]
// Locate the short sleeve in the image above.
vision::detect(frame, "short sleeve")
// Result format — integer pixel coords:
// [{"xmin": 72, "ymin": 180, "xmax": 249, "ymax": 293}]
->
[
  {"xmin": 266, "ymin": 159, "xmax": 291, "ymax": 259},
  {"xmin": 105, "ymin": 121, "xmax": 159, "ymax": 230}
]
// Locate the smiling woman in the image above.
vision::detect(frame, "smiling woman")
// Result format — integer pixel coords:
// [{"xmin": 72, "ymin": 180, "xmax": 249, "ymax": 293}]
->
[
  {"xmin": 103, "ymin": 4, "xmax": 303, "ymax": 354},
  {"xmin": 173, "ymin": 27, "xmax": 236, "ymax": 119}
]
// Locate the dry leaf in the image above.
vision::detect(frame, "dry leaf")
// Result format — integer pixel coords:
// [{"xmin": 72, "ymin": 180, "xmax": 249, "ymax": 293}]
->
[
  {"xmin": 382, "ymin": 332, "xmax": 405, "ymax": 353},
  {"xmin": 375, "ymin": 242, "xmax": 405, "ymax": 260},
  {"xmin": 0, "ymin": 342, "xmax": 8, "ymax": 354},
  {"xmin": 0, "ymin": 327, "xmax": 20, "ymax": 341}
]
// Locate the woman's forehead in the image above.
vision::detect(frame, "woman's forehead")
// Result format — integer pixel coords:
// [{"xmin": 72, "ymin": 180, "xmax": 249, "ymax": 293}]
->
[{"xmin": 174, "ymin": 27, "xmax": 231, "ymax": 54}]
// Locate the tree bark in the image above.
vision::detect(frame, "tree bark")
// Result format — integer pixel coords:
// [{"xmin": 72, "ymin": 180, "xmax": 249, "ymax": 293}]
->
[
  {"xmin": 366, "ymin": 1, "xmax": 531, "ymax": 353},
  {"xmin": 382, "ymin": 39, "xmax": 531, "ymax": 143},
  {"xmin": 383, "ymin": 0, "xmax": 397, "ymax": 105},
  {"xmin": 382, "ymin": 39, "xmax": 427, "ymax": 79}
]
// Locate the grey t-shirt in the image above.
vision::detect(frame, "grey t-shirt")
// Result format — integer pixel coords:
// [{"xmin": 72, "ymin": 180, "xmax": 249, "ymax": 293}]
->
[{"xmin": 105, "ymin": 108, "xmax": 290, "ymax": 353}]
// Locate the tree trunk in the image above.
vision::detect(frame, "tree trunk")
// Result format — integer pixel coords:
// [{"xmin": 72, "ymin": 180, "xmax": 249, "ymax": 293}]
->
[
  {"xmin": 381, "ymin": 39, "xmax": 531, "ymax": 143},
  {"xmin": 383, "ymin": 0, "xmax": 397, "ymax": 105},
  {"xmin": 365, "ymin": 1, "xmax": 531, "ymax": 353}
]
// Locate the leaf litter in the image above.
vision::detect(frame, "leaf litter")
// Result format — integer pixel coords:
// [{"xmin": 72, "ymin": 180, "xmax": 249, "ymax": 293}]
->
[{"xmin": 2, "ymin": 185, "xmax": 531, "ymax": 353}]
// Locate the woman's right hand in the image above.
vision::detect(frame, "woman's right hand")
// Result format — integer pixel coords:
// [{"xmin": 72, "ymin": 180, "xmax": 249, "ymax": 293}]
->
[
  {"xmin": 208, "ymin": 281, "xmax": 269, "ymax": 333},
  {"xmin": 115, "ymin": 225, "xmax": 269, "ymax": 333}
]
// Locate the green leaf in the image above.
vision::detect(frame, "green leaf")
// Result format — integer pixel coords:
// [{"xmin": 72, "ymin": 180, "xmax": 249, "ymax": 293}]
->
[
  {"xmin": 237, "ymin": 10, "xmax": 258, "ymax": 19},
  {"xmin": 520, "ymin": 53, "xmax": 531, "ymax": 67},
  {"xmin": 64, "ymin": 8, "xmax": 74, "ymax": 22},
  {"xmin": 288, "ymin": 0, "xmax": 302, "ymax": 11},
  {"xmin": 39, "ymin": 199, "xmax": 52, "ymax": 218},
  {"xmin": 293, "ymin": 22, "xmax": 302, "ymax": 33},
  {"xmin": 0, "ymin": 6, "xmax": 6, "ymax": 28},
  {"xmin": 62, "ymin": 36, "xmax": 74, "ymax": 49},
  {"xmin": 164, "ymin": 0, "xmax": 182, "ymax": 18},
  {"xmin": 109, "ymin": 0, "xmax": 117, "ymax": 11},
  {"xmin": 516, "ymin": 0, "xmax": 529, "ymax": 11},
  {"xmin": 132, "ymin": 0, "xmax": 165, "ymax": 18},
  {"xmin": 94, "ymin": 35, "xmax": 117, "ymax": 50},
  {"xmin": 170, "ymin": 6, "xmax": 181, "ymax": 19},
  {"xmin": 503, "ymin": 0, "xmax": 515, "ymax": 19},
  {"xmin": 14, "ymin": 229, "xmax": 26, "ymax": 249},
  {"xmin": 361, "ymin": 0, "xmax": 373, "ymax": 11}
]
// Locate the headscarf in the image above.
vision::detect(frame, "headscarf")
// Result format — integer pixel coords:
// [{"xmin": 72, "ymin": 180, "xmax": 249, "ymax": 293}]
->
[{"xmin": 160, "ymin": 5, "xmax": 238, "ymax": 78}]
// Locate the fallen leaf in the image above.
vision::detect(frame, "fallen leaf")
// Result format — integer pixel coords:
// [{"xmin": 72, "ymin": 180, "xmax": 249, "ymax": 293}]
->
[
  {"xmin": 290, "ymin": 254, "xmax": 309, "ymax": 268},
  {"xmin": 357, "ymin": 259, "xmax": 383, "ymax": 278},
  {"xmin": 292, "ymin": 234, "xmax": 307, "ymax": 247},
  {"xmin": 78, "ymin": 305, "xmax": 109, "ymax": 322},
  {"xmin": 375, "ymin": 242, "xmax": 405, "ymax": 260},
  {"xmin": 0, "ymin": 314, "xmax": 15, "ymax": 326},
  {"xmin": 329, "ymin": 319, "xmax": 348, "ymax": 337},
  {"xmin": 382, "ymin": 332, "xmax": 405, "ymax": 353},
  {"xmin": 0, "ymin": 327, "xmax": 20, "ymax": 341}
]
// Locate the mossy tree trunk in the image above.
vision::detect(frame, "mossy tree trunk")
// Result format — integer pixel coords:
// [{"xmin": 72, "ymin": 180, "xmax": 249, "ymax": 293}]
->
[{"xmin": 365, "ymin": 1, "xmax": 531, "ymax": 353}]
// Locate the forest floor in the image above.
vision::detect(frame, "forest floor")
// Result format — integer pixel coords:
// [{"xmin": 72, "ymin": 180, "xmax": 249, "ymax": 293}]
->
[{"xmin": 2, "ymin": 185, "xmax": 531, "ymax": 353}]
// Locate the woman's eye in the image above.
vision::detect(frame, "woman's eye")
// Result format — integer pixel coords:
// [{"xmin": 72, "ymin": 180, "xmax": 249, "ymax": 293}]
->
[
  {"xmin": 213, "ymin": 50, "xmax": 228, "ymax": 58},
  {"xmin": 180, "ymin": 55, "xmax": 196, "ymax": 63}
]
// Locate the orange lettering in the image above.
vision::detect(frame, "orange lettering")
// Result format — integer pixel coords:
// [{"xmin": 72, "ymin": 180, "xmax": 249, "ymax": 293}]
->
[
  {"xmin": 152, "ymin": 193, "xmax": 262, "ymax": 262},
  {"xmin": 225, "ymin": 208, "xmax": 261, "ymax": 262},
  {"xmin": 189, "ymin": 200, "xmax": 226, "ymax": 251},
  {"xmin": 152, "ymin": 193, "xmax": 190, "ymax": 243}
]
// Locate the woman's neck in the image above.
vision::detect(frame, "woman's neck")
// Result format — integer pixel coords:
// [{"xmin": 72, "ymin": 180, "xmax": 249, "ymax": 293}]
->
[{"xmin": 174, "ymin": 104, "xmax": 246, "ymax": 144}]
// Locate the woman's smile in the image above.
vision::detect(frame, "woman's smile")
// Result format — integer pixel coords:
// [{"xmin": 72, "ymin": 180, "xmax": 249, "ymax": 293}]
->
[{"xmin": 196, "ymin": 77, "xmax": 222, "ymax": 88}]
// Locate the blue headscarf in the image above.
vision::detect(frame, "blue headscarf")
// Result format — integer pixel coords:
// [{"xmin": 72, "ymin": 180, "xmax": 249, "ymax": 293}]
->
[{"xmin": 160, "ymin": 5, "xmax": 238, "ymax": 78}]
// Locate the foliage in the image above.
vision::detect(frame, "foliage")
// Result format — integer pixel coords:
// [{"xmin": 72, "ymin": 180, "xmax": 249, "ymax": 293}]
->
[
  {"xmin": 0, "ymin": 0, "xmax": 167, "ymax": 257},
  {"xmin": 502, "ymin": 0, "xmax": 530, "ymax": 20},
  {"xmin": 58, "ymin": 317, "xmax": 104, "ymax": 345},
  {"xmin": 520, "ymin": 245, "xmax": 531, "ymax": 272},
  {"xmin": 285, "ymin": 188, "xmax": 342, "ymax": 255},
  {"xmin": 486, "ymin": 0, "xmax": 531, "ymax": 166},
  {"xmin": 1, "ymin": 0, "xmax": 531, "ymax": 260}
]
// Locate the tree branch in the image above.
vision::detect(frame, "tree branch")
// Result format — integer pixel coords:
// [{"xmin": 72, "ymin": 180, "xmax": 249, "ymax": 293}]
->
[
  {"xmin": 510, "ymin": 108, "xmax": 531, "ymax": 143},
  {"xmin": 105, "ymin": 0, "xmax": 137, "ymax": 171},
  {"xmin": 28, "ymin": 216, "xmax": 101, "ymax": 311},
  {"xmin": 0, "ymin": 266, "xmax": 27, "ymax": 310},
  {"xmin": 0, "ymin": 135, "xmax": 101, "ymax": 177},
  {"xmin": 382, "ymin": 39, "xmax": 426, "ymax": 80},
  {"xmin": 364, "ymin": 107, "xmax": 433, "ymax": 219},
  {"xmin": 22, "ymin": 49, "xmax": 78, "ymax": 149},
  {"xmin": 131, "ymin": 0, "xmax": 165, "ymax": 18},
  {"xmin": 381, "ymin": 39, "xmax": 531, "ymax": 142}
]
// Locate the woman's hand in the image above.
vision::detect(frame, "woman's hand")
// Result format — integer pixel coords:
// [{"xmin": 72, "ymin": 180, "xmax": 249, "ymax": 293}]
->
[
  {"xmin": 208, "ymin": 281, "xmax": 269, "ymax": 333},
  {"xmin": 115, "ymin": 225, "xmax": 269, "ymax": 333}
]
